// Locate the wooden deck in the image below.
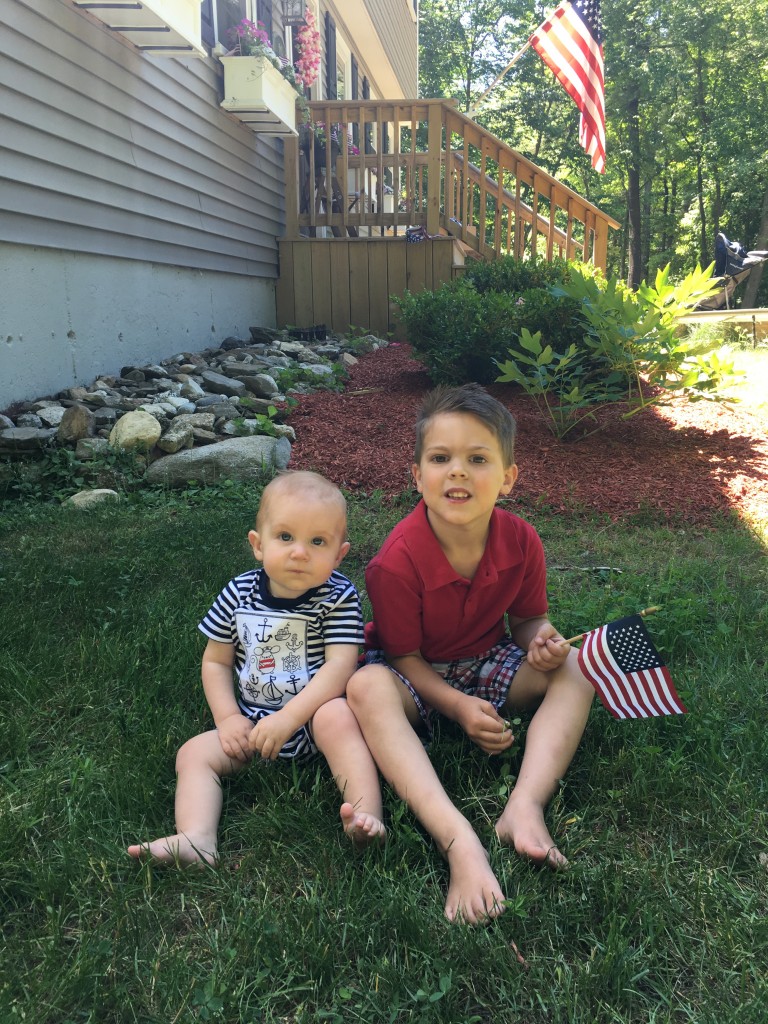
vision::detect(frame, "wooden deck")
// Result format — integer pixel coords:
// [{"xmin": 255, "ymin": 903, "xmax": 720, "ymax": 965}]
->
[{"xmin": 277, "ymin": 99, "xmax": 620, "ymax": 334}]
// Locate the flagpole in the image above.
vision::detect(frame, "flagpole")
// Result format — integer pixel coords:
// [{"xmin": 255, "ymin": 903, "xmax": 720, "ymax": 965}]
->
[
  {"xmin": 467, "ymin": 1, "xmax": 571, "ymax": 116},
  {"xmin": 558, "ymin": 606, "xmax": 662, "ymax": 647}
]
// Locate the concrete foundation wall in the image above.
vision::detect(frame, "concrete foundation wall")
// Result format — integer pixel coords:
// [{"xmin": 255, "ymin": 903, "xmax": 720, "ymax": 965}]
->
[{"xmin": 0, "ymin": 244, "xmax": 275, "ymax": 409}]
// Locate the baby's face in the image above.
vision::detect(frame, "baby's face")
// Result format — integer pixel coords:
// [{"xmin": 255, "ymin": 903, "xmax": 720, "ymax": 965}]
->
[{"xmin": 248, "ymin": 497, "xmax": 349, "ymax": 599}]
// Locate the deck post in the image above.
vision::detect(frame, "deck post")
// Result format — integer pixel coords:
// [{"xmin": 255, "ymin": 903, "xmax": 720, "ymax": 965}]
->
[
  {"xmin": 284, "ymin": 134, "xmax": 300, "ymax": 239},
  {"xmin": 426, "ymin": 102, "xmax": 442, "ymax": 236}
]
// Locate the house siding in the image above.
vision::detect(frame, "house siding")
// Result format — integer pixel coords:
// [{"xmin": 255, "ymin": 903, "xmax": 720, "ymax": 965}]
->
[
  {"xmin": 2, "ymin": 1, "xmax": 285, "ymax": 276},
  {"xmin": 363, "ymin": 0, "xmax": 417, "ymax": 97},
  {"xmin": 0, "ymin": 0, "xmax": 419, "ymax": 408}
]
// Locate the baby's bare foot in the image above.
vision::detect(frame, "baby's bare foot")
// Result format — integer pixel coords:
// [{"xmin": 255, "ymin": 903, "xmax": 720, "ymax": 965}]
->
[
  {"xmin": 495, "ymin": 794, "xmax": 568, "ymax": 869},
  {"xmin": 127, "ymin": 833, "xmax": 218, "ymax": 867},
  {"xmin": 444, "ymin": 834, "xmax": 505, "ymax": 925},
  {"xmin": 340, "ymin": 802, "xmax": 386, "ymax": 847}
]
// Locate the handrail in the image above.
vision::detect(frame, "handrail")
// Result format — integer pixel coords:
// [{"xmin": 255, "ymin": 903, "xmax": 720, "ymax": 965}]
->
[{"xmin": 283, "ymin": 99, "xmax": 619, "ymax": 269}]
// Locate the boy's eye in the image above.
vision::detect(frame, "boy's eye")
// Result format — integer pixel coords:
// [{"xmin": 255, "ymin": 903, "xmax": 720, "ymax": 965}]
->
[
  {"xmin": 430, "ymin": 454, "xmax": 449, "ymax": 463},
  {"xmin": 470, "ymin": 455, "xmax": 487, "ymax": 464}
]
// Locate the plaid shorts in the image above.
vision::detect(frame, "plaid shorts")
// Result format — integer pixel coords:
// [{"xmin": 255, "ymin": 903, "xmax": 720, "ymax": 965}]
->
[{"xmin": 363, "ymin": 636, "xmax": 526, "ymax": 735}]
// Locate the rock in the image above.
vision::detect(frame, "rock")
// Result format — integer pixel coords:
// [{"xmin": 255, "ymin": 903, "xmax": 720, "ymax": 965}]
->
[
  {"xmin": 146, "ymin": 435, "xmax": 291, "ymax": 487},
  {"xmin": 0, "ymin": 414, "xmax": 14, "ymax": 430},
  {"xmin": 180, "ymin": 379, "xmax": 206, "ymax": 400},
  {"xmin": 65, "ymin": 488, "xmax": 120, "ymax": 508},
  {"xmin": 174, "ymin": 412, "xmax": 216, "ymax": 431},
  {"xmin": 109, "ymin": 410, "xmax": 163, "ymax": 451},
  {"xmin": 0, "ymin": 426, "xmax": 57, "ymax": 451},
  {"xmin": 200, "ymin": 370, "xmax": 247, "ymax": 398},
  {"xmin": 249, "ymin": 326, "xmax": 283, "ymax": 345},
  {"xmin": 17, "ymin": 413, "xmax": 43, "ymax": 428},
  {"xmin": 241, "ymin": 373, "xmax": 279, "ymax": 398},
  {"xmin": 76, "ymin": 437, "xmax": 110, "ymax": 461},
  {"xmin": 341, "ymin": 352, "xmax": 358, "ymax": 367},
  {"xmin": 157, "ymin": 419, "xmax": 195, "ymax": 453},
  {"xmin": 57, "ymin": 405, "xmax": 94, "ymax": 443},
  {"xmin": 299, "ymin": 363, "xmax": 334, "ymax": 376}
]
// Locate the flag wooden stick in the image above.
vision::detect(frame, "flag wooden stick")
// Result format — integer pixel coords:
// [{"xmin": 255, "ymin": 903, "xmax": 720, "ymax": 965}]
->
[
  {"xmin": 467, "ymin": 1, "xmax": 572, "ymax": 115},
  {"xmin": 558, "ymin": 606, "xmax": 662, "ymax": 646}
]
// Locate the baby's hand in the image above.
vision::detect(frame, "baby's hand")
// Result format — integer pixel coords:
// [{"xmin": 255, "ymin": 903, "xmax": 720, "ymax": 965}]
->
[
  {"xmin": 456, "ymin": 695, "xmax": 514, "ymax": 755},
  {"xmin": 249, "ymin": 709, "xmax": 300, "ymax": 761},
  {"xmin": 526, "ymin": 624, "xmax": 570, "ymax": 672},
  {"xmin": 217, "ymin": 714, "xmax": 254, "ymax": 763}
]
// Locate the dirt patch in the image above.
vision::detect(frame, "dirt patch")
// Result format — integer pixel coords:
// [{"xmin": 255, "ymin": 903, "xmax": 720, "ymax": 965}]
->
[{"xmin": 286, "ymin": 343, "xmax": 768, "ymax": 528}]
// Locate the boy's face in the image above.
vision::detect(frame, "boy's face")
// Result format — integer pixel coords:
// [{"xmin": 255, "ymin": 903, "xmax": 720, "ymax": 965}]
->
[
  {"xmin": 412, "ymin": 412, "xmax": 518, "ymax": 531},
  {"xmin": 248, "ymin": 495, "xmax": 350, "ymax": 599}
]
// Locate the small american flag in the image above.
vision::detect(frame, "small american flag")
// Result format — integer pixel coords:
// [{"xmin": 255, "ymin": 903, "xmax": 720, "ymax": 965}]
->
[
  {"xmin": 530, "ymin": 0, "xmax": 606, "ymax": 173},
  {"xmin": 577, "ymin": 614, "xmax": 687, "ymax": 719}
]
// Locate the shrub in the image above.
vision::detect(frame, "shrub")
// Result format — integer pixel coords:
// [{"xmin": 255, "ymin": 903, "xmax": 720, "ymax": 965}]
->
[{"xmin": 394, "ymin": 256, "xmax": 586, "ymax": 386}]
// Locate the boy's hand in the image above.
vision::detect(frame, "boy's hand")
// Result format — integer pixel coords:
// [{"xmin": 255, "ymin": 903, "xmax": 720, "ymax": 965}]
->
[
  {"xmin": 217, "ymin": 713, "xmax": 255, "ymax": 763},
  {"xmin": 526, "ymin": 623, "xmax": 570, "ymax": 672},
  {"xmin": 249, "ymin": 708, "xmax": 301, "ymax": 761},
  {"xmin": 456, "ymin": 695, "xmax": 514, "ymax": 755}
]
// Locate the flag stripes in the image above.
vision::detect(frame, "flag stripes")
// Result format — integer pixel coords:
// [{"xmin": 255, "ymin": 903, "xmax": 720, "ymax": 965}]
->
[
  {"xmin": 531, "ymin": 0, "xmax": 606, "ymax": 173},
  {"xmin": 577, "ymin": 615, "xmax": 688, "ymax": 720}
]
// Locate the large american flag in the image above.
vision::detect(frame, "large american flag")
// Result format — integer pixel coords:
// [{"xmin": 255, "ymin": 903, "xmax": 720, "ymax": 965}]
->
[
  {"xmin": 577, "ymin": 615, "xmax": 687, "ymax": 719},
  {"xmin": 530, "ymin": 0, "xmax": 606, "ymax": 173}
]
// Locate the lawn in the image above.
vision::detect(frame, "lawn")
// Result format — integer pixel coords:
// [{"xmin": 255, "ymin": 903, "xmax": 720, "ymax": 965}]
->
[{"xmin": 1, "ymin": 477, "xmax": 767, "ymax": 1024}]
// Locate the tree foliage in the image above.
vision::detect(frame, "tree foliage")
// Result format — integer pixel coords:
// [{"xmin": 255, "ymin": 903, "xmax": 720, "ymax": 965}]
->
[{"xmin": 418, "ymin": 0, "xmax": 768, "ymax": 303}]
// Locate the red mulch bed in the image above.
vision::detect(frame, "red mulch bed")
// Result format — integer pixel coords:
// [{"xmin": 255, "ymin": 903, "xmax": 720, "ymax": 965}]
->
[{"xmin": 286, "ymin": 343, "xmax": 768, "ymax": 527}]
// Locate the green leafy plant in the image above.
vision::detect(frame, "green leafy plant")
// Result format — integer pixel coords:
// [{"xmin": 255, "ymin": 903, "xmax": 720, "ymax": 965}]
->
[{"xmin": 496, "ymin": 329, "xmax": 627, "ymax": 440}]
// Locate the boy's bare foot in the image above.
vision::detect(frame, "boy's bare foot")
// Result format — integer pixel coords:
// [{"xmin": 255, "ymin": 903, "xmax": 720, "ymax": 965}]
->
[
  {"xmin": 127, "ymin": 833, "xmax": 218, "ymax": 867},
  {"xmin": 495, "ymin": 794, "xmax": 569, "ymax": 869},
  {"xmin": 444, "ymin": 834, "xmax": 506, "ymax": 925},
  {"xmin": 340, "ymin": 802, "xmax": 386, "ymax": 847}
]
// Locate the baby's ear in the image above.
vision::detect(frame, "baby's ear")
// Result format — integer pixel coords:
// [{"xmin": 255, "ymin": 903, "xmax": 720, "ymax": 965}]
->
[
  {"xmin": 248, "ymin": 529, "xmax": 263, "ymax": 561},
  {"xmin": 336, "ymin": 540, "xmax": 351, "ymax": 565}
]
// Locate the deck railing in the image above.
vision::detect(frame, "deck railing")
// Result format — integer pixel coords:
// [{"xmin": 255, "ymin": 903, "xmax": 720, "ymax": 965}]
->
[{"xmin": 283, "ymin": 99, "xmax": 619, "ymax": 268}]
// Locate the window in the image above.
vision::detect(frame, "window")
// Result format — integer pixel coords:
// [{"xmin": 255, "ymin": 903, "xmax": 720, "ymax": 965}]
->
[{"xmin": 213, "ymin": 0, "xmax": 274, "ymax": 51}]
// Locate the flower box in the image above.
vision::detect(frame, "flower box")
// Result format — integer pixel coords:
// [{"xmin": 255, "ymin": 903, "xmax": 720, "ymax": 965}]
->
[
  {"xmin": 72, "ymin": 0, "xmax": 205, "ymax": 57},
  {"xmin": 220, "ymin": 56, "xmax": 298, "ymax": 137}
]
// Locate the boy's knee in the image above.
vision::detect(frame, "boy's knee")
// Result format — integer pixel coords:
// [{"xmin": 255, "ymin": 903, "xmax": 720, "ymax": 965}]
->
[
  {"xmin": 346, "ymin": 664, "xmax": 396, "ymax": 714},
  {"xmin": 175, "ymin": 732, "xmax": 212, "ymax": 773}
]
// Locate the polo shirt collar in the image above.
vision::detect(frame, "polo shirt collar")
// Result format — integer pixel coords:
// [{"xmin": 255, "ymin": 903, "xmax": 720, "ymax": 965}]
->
[{"xmin": 403, "ymin": 501, "xmax": 526, "ymax": 591}]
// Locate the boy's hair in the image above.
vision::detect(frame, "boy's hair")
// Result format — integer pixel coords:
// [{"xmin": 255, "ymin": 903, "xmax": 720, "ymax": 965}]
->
[
  {"xmin": 414, "ymin": 383, "xmax": 517, "ymax": 467},
  {"xmin": 256, "ymin": 470, "xmax": 347, "ymax": 532}
]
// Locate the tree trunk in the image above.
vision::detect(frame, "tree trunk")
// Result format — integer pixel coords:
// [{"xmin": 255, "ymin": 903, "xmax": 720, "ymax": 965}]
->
[
  {"xmin": 742, "ymin": 178, "xmax": 768, "ymax": 308},
  {"xmin": 626, "ymin": 94, "xmax": 643, "ymax": 288}
]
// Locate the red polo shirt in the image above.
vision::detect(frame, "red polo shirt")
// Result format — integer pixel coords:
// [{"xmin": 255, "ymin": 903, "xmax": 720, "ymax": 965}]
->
[{"xmin": 365, "ymin": 501, "xmax": 548, "ymax": 662}]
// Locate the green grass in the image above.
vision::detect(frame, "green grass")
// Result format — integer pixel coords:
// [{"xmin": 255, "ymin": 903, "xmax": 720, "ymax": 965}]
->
[{"xmin": 1, "ymin": 485, "xmax": 767, "ymax": 1023}]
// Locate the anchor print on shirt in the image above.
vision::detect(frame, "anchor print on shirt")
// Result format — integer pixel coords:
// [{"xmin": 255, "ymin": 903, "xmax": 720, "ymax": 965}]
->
[{"xmin": 236, "ymin": 611, "xmax": 310, "ymax": 708}]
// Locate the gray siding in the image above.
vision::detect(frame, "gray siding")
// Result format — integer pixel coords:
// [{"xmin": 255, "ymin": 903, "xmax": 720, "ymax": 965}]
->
[
  {"xmin": 1, "ymin": 0, "xmax": 287, "ymax": 278},
  {"xmin": 364, "ymin": 0, "xmax": 417, "ymax": 97}
]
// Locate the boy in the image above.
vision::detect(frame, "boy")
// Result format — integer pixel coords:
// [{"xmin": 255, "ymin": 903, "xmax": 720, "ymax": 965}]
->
[
  {"xmin": 128, "ymin": 470, "xmax": 384, "ymax": 866},
  {"xmin": 346, "ymin": 384, "xmax": 595, "ymax": 924}
]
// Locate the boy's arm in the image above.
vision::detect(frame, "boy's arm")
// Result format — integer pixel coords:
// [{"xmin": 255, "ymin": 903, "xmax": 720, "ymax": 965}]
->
[
  {"xmin": 509, "ymin": 615, "xmax": 570, "ymax": 671},
  {"xmin": 201, "ymin": 639, "xmax": 253, "ymax": 763},
  {"xmin": 389, "ymin": 651, "xmax": 513, "ymax": 755},
  {"xmin": 249, "ymin": 644, "xmax": 359, "ymax": 760}
]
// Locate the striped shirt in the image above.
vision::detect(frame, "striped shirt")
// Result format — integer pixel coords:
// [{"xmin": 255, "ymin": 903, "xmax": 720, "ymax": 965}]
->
[{"xmin": 199, "ymin": 568, "xmax": 363, "ymax": 717}]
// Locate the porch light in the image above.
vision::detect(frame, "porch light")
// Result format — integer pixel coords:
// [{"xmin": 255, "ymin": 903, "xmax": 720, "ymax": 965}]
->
[{"xmin": 282, "ymin": 1, "xmax": 306, "ymax": 26}]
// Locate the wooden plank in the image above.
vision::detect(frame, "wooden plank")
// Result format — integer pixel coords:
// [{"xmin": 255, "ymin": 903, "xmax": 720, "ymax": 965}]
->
[
  {"xmin": 349, "ymin": 242, "xmax": 371, "ymax": 331},
  {"xmin": 387, "ymin": 239, "xmax": 409, "ymax": 339},
  {"xmin": 426, "ymin": 103, "xmax": 442, "ymax": 235},
  {"xmin": 329, "ymin": 241, "xmax": 351, "ymax": 334},
  {"xmin": 310, "ymin": 240, "xmax": 333, "ymax": 328},
  {"xmin": 284, "ymin": 135, "xmax": 299, "ymax": 239},
  {"xmin": 292, "ymin": 242, "xmax": 314, "ymax": 327},
  {"xmin": 275, "ymin": 240, "xmax": 295, "ymax": 327},
  {"xmin": 406, "ymin": 237, "xmax": 428, "ymax": 293},
  {"xmin": 432, "ymin": 237, "xmax": 454, "ymax": 290},
  {"xmin": 368, "ymin": 241, "xmax": 390, "ymax": 334}
]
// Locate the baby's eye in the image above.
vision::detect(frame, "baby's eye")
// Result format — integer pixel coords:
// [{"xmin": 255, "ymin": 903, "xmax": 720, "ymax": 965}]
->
[
  {"xmin": 279, "ymin": 532, "xmax": 293, "ymax": 542},
  {"xmin": 311, "ymin": 537, "xmax": 326, "ymax": 546},
  {"xmin": 430, "ymin": 454, "xmax": 449, "ymax": 463},
  {"xmin": 470, "ymin": 455, "xmax": 487, "ymax": 464}
]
